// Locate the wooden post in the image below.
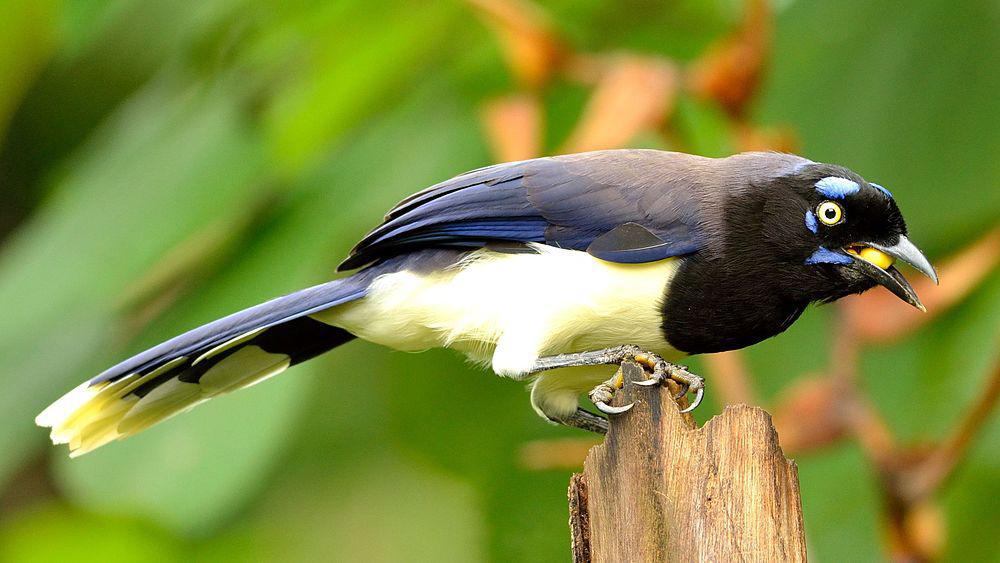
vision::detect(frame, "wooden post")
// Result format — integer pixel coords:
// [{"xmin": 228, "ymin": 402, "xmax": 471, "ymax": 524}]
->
[{"xmin": 568, "ymin": 362, "xmax": 807, "ymax": 562}]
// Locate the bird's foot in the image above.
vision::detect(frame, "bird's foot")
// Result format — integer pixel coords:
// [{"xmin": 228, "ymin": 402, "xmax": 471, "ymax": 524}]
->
[
  {"xmin": 589, "ymin": 366, "xmax": 632, "ymax": 415},
  {"xmin": 528, "ymin": 344, "xmax": 707, "ymax": 416},
  {"xmin": 627, "ymin": 350, "xmax": 705, "ymax": 414},
  {"xmin": 590, "ymin": 345, "xmax": 705, "ymax": 414}
]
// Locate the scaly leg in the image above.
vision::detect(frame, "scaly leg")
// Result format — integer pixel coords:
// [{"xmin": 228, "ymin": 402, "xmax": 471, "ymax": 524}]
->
[
  {"xmin": 555, "ymin": 407, "xmax": 610, "ymax": 434},
  {"xmin": 528, "ymin": 345, "xmax": 705, "ymax": 416}
]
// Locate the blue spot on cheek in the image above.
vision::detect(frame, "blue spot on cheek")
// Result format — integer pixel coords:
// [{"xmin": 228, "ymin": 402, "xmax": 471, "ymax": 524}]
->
[
  {"xmin": 815, "ymin": 177, "xmax": 860, "ymax": 199},
  {"xmin": 871, "ymin": 183, "xmax": 893, "ymax": 198},
  {"xmin": 805, "ymin": 210, "xmax": 818, "ymax": 234},
  {"xmin": 805, "ymin": 247, "xmax": 853, "ymax": 265}
]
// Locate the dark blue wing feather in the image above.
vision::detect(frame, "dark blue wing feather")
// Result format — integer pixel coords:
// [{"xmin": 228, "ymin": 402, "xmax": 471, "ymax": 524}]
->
[
  {"xmin": 383, "ymin": 160, "xmax": 528, "ymax": 220},
  {"xmin": 90, "ymin": 269, "xmax": 375, "ymax": 385},
  {"xmin": 339, "ymin": 150, "xmax": 708, "ymax": 271},
  {"xmin": 362, "ymin": 180, "xmax": 542, "ymax": 247}
]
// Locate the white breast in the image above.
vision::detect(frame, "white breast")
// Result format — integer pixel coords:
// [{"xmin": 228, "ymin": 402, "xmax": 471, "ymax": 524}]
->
[{"xmin": 315, "ymin": 244, "xmax": 681, "ymax": 377}]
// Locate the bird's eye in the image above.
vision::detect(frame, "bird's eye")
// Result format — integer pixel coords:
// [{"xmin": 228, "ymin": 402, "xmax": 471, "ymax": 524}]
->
[{"xmin": 816, "ymin": 201, "xmax": 844, "ymax": 226}]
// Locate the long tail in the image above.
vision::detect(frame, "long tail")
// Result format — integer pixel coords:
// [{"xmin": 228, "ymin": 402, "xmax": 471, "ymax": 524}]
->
[{"xmin": 36, "ymin": 272, "xmax": 374, "ymax": 457}]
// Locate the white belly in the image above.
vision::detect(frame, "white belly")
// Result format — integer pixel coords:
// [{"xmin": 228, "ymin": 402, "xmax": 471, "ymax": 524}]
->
[{"xmin": 314, "ymin": 244, "xmax": 681, "ymax": 377}]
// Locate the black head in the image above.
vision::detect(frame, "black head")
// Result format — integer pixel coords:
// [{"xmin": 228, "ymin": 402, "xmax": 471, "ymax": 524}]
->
[
  {"xmin": 662, "ymin": 154, "xmax": 937, "ymax": 355},
  {"xmin": 753, "ymin": 161, "xmax": 938, "ymax": 309}
]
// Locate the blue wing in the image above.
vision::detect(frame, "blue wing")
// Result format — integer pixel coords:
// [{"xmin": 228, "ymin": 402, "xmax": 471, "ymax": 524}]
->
[{"xmin": 339, "ymin": 150, "xmax": 707, "ymax": 271}]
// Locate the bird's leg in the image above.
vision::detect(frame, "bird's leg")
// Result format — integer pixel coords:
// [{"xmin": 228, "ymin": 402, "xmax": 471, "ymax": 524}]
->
[
  {"xmin": 554, "ymin": 407, "xmax": 609, "ymax": 434},
  {"xmin": 527, "ymin": 345, "xmax": 706, "ymax": 415}
]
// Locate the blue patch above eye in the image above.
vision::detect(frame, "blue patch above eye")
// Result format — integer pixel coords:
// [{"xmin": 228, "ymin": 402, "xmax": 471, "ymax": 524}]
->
[
  {"xmin": 805, "ymin": 247, "xmax": 853, "ymax": 265},
  {"xmin": 805, "ymin": 210, "xmax": 818, "ymax": 234},
  {"xmin": 815, "ymin": 177, "xmax": 860, "ymax": 199},
  {"xmin": 871, "ymin": 183, "xmax": 893, "ymax": 198}
]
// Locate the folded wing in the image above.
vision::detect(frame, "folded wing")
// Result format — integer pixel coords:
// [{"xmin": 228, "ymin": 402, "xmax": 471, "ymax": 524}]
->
[{"xmin": 338, "ymin": 150, "xmax": 709, "ymax": 271}]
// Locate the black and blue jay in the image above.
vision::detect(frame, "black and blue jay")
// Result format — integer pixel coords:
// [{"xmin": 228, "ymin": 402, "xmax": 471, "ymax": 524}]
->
[{"xmin": 37, "ymin": 150, "xmax": 937, "ymax": 455}]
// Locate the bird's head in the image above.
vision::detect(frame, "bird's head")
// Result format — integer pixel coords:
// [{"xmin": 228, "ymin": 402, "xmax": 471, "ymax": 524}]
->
[{"xmin": 749, "ymin": 161, "xmax": 938, "ymax": 310}]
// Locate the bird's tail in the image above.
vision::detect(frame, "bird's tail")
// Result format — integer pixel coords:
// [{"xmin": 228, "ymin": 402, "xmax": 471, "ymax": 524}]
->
[{"xmin": 36, "ymin": 273, "xmax": 372, "ymax": 457}]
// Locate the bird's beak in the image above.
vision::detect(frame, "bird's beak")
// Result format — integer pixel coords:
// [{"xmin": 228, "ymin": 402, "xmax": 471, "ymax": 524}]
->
[{"xmin": 844, "ymin": 236, "xmax": 938, "ymax": 312}]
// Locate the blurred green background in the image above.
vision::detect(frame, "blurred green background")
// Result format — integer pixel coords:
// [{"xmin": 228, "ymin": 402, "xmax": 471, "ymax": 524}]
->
[{"xmin": 0, "ymin": 0, "xmax": 997, "ymax": 561}]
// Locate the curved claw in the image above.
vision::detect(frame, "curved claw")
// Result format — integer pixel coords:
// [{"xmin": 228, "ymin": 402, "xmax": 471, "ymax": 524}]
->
[
  {"xmin": 673, "ymin": 383, "xmax": 689, "ymax": 399},
  {"xmin": 679, "ymin": 386, "xmax": 705, "ymax": 413},
  {"xmin": 633, "ymin": 378, "xmax": 659, "ymax": 387},
  {"xmin": 595, "ymin": 401, "xmax": 634, "ymax": 415}
]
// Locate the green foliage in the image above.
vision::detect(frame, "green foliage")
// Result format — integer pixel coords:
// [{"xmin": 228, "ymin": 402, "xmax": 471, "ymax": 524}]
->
[
  {"xmin": 0, "ymin": 504, "xmax": 184, "ymax": 563},
  {"xmin": 0, "ymin": 0, "xmax": 996, "ymax": 561}
]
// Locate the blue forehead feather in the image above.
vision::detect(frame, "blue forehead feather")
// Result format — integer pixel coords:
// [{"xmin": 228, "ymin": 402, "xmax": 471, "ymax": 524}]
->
[
  {"xmin": 871, "ymin": 183, "xmax": 893, "ymax": 198},
  {"xmin": 815, "ymin": 177, "xmax": 860, "ymax": 199},
  {"xmin": 805, "ymin": 247, "xmax": 853, "ymax": 266},
  {"xmin": 804, "ymin": 210, "xmax": 818, "ymax": 234}
]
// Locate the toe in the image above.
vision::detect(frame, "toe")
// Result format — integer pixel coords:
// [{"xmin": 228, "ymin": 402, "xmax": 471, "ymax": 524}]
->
[{"xmin": 595, "ymin": 401, "xmax": 635, "ymax": 415}]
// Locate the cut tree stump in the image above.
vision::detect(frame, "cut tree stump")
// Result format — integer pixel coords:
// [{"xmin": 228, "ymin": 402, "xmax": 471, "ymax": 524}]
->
[{"xmin": 568, "ymin": 361, "xmax": 807, "ymax": 562}]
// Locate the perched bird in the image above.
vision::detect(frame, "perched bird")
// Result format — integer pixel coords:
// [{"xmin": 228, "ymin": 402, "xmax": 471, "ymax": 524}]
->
[{"xmin": 37, "ymin": 150, "xmax": 937, "ymax": 456}]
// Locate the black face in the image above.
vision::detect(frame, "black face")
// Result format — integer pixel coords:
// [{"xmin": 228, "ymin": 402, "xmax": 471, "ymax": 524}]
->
[
  {"xmin": 661, "ymin": 160, "xmax": 937, "ymax": 355},
  {"xmin": 755, "ymin": 163, "xmax": 936, "ymax": 308}
]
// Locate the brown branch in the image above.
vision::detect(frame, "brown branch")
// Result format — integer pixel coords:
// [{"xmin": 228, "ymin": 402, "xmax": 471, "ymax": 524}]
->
[
  {"xmin": 829, "ymin": 310, "xmax": 900, "ymax": 466},
  {"xmin": 835, "ymin": 331, "xmax": 1000, "ymax": 561},
  {"xmin": 568, "ymin": 473, "xmax": 593, "ymax": 562},
  {"xmin": 569, "ymin": 362, "xmax": 807, "ymax": 561},
  {"xmin": 896, "ymin": 349, "xmax": 1000, "ymax": 502}
]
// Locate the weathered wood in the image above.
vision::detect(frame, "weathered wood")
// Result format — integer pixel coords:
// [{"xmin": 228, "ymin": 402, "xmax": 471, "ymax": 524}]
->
[{"xmin": 569, "ymin": 362, "xmax": 807, "ymax": 562}]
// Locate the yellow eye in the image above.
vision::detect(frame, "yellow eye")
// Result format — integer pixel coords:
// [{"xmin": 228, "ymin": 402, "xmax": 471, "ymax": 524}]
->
[{"xmin": 816, "ymin": 201, "xmax": 844, "ymax": 225}]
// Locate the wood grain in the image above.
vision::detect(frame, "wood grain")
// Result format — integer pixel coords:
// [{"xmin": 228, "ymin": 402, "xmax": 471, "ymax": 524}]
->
[{"xmin": 569, "ymin": 361, "xmax": 807, "ymax": 562}]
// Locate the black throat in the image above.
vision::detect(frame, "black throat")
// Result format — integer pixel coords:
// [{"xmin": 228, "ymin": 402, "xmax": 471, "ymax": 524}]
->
[
  {"xmin": 660, "ymin": 254, "xmax": 808, "ymax": 354},
  {"xmin": 659, "ymin": 181, "xmax": 816, "ymax": 355}
]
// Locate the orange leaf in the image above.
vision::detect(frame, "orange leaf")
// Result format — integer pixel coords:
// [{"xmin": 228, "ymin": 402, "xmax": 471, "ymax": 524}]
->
[
  {"xmin": 735, "ymin": 123, "xmax": 799, "ymax": 153},
  {"xmin": 467, "ymin": 0, "xmax": 565, "ymax": 89},
  {"xmin": 686, "ymin": 0, "xmax": 771, "ymax": 118},
  {"xmin": 561, "ymin": 55, "xmax": 678, "ymax": 153},
  {"xmin": 481, "ymin": 94, "xmax": 543, "ymax": 162}
]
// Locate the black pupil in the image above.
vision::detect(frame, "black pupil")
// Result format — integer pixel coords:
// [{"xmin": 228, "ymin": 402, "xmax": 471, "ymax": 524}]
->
[{"xmin": 825, "ymin": 208, "xmax": 836, "ymax": 219}]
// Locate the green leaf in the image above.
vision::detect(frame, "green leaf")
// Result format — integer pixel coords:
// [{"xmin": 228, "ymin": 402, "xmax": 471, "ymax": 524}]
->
[
  {"xmin": 796, "ymin": 443, "xmax": 883, "ymax": 560},
  {"xmin": 193, "ymin": 453, "xmax": 485, "ymax": 562},
  {"xmin": 0, "ymin": 0, "xmax": 58, "ymax": 143},
  {"xmin": 262, "ymin": 0, "xmax": 461, "ymax": 175},
  {"xmin": 0, "ymin": 503, "xmax": 184, "ymax": 563},
  {"xmin": 672, "ymin": 95, "xmax": 737, "ymax": 158}
]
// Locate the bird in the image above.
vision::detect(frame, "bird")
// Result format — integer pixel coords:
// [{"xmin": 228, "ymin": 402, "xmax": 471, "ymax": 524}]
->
[{"xmin": 36, "ymin": 149, "xmax": 938, "ymax": 456}]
